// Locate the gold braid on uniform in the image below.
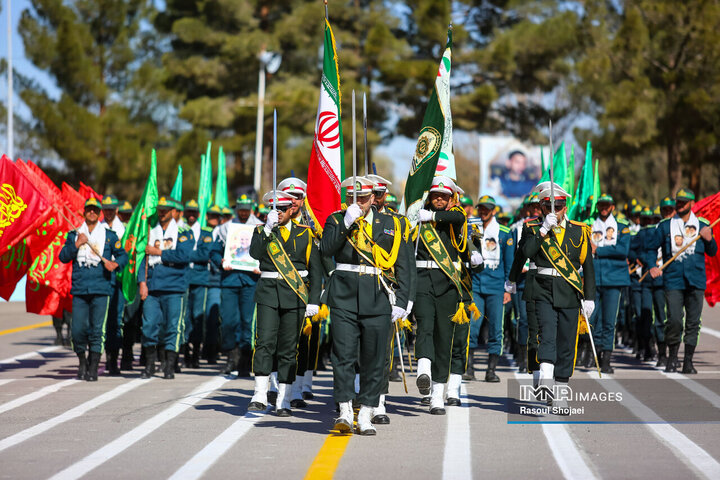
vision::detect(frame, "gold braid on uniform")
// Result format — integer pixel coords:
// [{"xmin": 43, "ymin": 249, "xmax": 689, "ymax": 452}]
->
[{"xmin": 448, "ymin": 204, "xmax": 478, "ymax": 323}]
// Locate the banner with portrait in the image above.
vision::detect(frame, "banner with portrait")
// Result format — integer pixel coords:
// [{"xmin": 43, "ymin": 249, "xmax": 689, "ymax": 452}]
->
[{"xmin": 223, "ymin": 223, "xmax": 260, "ymax": 271}]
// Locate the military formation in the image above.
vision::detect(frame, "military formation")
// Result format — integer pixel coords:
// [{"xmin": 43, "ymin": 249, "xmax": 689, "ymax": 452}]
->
[{"xmin": 57, "ymin": 169, "xmax": 717, "ymax": 432}]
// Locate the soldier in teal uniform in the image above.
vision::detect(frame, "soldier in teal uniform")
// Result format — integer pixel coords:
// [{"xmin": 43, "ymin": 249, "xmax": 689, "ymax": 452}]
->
[
  {"xmin": 138, "ymin": 196, "xmax": 194, "ymax": 380},
  {"xmin": 589, "ymin": 193, "xmax": 631, "ymax": 373},
  {"xmin": 646, "ymin": 188, "xmax": 717, "ymax": 373},
  {"xmin": 60, "ymin": 198, "xmax": 128, "ymax": 381},
  {"xmin": 320, "ymin": 176, "xmax": 411, "ymax": 435},
  {"xmin": 246, "ymin": 191, "xmax": 322, "ymax": 416}
]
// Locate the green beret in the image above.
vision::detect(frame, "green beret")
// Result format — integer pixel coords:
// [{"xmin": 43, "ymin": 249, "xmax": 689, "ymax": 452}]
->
[
  {"xmin": 101, "ymin": 194, "xmax": 119, "ymax": 208},
  {"xmin": 660, "ymin": 196, "xmax": 676, "ymax": 208},
  {"xmin": 85, "ymin": 197, "xmax": 102, "ymax": 209},
  {"xmin": 675, "ymin": 188, "xmax": 695, "ymax": 201}
]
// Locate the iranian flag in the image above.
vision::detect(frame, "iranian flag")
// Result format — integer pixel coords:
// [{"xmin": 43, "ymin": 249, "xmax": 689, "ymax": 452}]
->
[
  {"xmin": 306, "ymin": 17, "xmax": 344, "ymax": 234},
  {"xmin": 401, "ymin": 29, "xmax": 453, "ymax": 226}
]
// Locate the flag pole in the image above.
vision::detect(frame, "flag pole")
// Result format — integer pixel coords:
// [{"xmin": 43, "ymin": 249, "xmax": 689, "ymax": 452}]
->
[
  {"xmin": 7, "ymin": 0, "xmax": 13, "ymax": 160},
  {"xmin": 352, "ymin": 89, "xmax": 357, "ymax": 204},
  {"xmin": 273, "ymin": 109, "xmax": 278, "ymax": 210},
  {"xmin": 324, "ymin": 0, "xmax": 328, "ymax": 20},
  {"xmin": 549, "ymin": 120, "xmax": 555, "ymax": 214},
  {"xmin": 363, "ymin": 92, "xmax": 369, "ymax": 176}
]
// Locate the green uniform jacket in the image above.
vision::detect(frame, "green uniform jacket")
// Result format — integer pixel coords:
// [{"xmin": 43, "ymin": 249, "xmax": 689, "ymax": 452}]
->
[
  {"xmin": 249, "ymin": 223, "xmax": 323, "ymax": 309},
  {"xmin": 521, "ymin": 219, "xmax": 596, "ymax": 309},
  {"xmin": 320, "ymin": 207, "xmax": 411, "ymax": 314},
  {"xmin": 416, "ymin": 207, "xmax": 471, "ymax": 301}
]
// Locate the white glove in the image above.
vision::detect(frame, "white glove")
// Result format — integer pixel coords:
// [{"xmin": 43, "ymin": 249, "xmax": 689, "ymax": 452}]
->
[
  {"xmin": 471, "ymin": 251, "xmax": 484, "ymax": 267},
  {"xmin": 504, "ymin": 280, "xmax": 516, "ymax": 294},
  {"xmin": 540, "ymin": 213, "xmax": 558, "ymax": 235},
  {"xmin": 264, "ymin": 210, "xmax": 279, "ymax": 236},
  {"xmin": 391, "ymin": 306, "xmax": 405, "ymax": 323},
  {"xmin": 344, "ymin": 203, "xmax": 363, "ymax": 228},
  {"xmin": 305, "ymin": 304, "xmax": 319, "ymax": 318},
  {"xmin": 418, "ymin": 209, "xmax": 434, "ymax": 223},
  {"xmin": 582, "ymin": 300, "xmax": 595, "ymax": 319}
]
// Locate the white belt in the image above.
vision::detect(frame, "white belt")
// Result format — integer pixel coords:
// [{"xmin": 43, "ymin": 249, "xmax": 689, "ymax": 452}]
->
[
  {"xmin": 260, "ymin": 270, "xmax": 308, "ymax": 279},
  {"xmin": 335, "ymin": 263, "xmax": 381, "ymax": 275},
  {"xmin": 416, "ymin": 260, "xmax": 461, "ymax": 269},
  {"xmin": 537, "ymin": 267, "xmax": 560, "ymax": 277}
]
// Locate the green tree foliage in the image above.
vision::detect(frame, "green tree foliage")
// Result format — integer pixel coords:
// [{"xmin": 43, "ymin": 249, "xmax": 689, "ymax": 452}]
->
[{"xmin": 17, "ymin": 0, "xmax": 170, "ymax": 198}]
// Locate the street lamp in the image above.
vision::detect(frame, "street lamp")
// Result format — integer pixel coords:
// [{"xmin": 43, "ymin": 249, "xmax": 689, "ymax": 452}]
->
[{"xmin": 253, "ymin": 50, "xmax": 281, "ymax": 195}]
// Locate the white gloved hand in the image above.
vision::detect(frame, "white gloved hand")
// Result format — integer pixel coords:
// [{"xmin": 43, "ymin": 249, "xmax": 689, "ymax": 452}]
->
[
  {"xmin": 305, "ymin": 304, "xmax": 320, "ymax": 318},
  {"xmin": 582, "ymin": 299, "xmax": 595, "ymax": 319},
  {"xmin": 540, "ymin": 213, "xmax": 558, "ymax": 235},
  {"xmin": 344, "ymin": 203, "xmax": 363, "ymax": 228},
  {"xmin": 264, "ymin": 210, "xmax": 279, "ymax": 236},
  {"xmin": 418, "ymin": 209, "xmax": 434, "ymax": 223},
  {"xmin": 504, "ymin": 280, "xmax": 517, "ymax": 294},
  {"xmin": 391, "ymin": 306, "xmax": 405, "ymax": 323},
  {"xmin": 471, "ymin": 251, "xmax": 484, "ymax": 267}
]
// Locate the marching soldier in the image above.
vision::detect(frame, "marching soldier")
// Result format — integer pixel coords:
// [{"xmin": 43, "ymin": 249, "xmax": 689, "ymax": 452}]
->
[
  {"xmin": 630, "ymin": 207, "xmax": 660, "ymax": 362},
  {"xmin": 521, "ymin": 182, "xmax": 595, "ymax": 410},
  {"xmin": 100, "ymin": 194, "xmax": 126, "ymax": 376},
  {"xmin": 647, "ymin": 188, "xmax": 717, "ymax": 373},
  {"xmin": 469, "ymin": 195, "xmax": 514, "ymax": 382},
  {"xmin": 414, "ymin": 176, "xmax": 481, "ymax": 414},
  {"xmin": 59, "ymin": 198, "xmax": 128, "ymax": 381},
  {"xmin": 211, "ymin": 195, "xmax": 262, "ymax": 376},
  {"xmin": 117, "ymin": 200, "xmax": 133, "ymax": 224},
  {"xmin": 320, "ymin": 176, "xmax": 411, "ymax": 435},
  {"xmin": 138, "ymin": 196, "xmax": 194, "ymax": 379},
  {"xmin": 589, "ymin": 193, "xmax": 631, "ymax": 373},
  {"xmin": 247, "ymin": 191, "xmax": 322, "ymax": 416}
]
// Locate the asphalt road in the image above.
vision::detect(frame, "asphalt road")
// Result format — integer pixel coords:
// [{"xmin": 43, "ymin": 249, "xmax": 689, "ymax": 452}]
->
[{"xmin": 1, "ymin": 301, "xmax": 719, "ymax": 480}]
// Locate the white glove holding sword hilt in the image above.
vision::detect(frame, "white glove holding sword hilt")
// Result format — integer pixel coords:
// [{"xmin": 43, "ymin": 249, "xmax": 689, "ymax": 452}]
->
[
  {"xmin": 540, "ymin": 212, "xmax": 558, "ymax": 236},
  {"xmin": 305, "ymin": 304, "xmax": 319, "ymax": 318},
  {"xmin": 264, "ymin": 210, "xmax": 279, "ymax": 236},
  {"xmin": 418, "ymin": 209, "xmax": 434, "ymax": 223},
  {"xmin": 582, "ymin": 300, "xmax": 595, "ymax": 320},
  {"xmin": 344, "ymin": 203, "xmax": 363, "ymax": 228},
  {"xmin": 391, "ymin": 306, "xmax": 406, "ymax": 323}
]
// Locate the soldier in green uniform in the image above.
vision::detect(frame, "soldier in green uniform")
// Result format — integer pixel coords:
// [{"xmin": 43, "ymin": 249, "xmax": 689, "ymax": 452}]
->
[
  {"xmin": 246, "ymin": 191, "xmax": 322, "ymax": 416},
  {"xmin": 522, "ymin": 182, "xmax": 595, "ymax": 411},
  {"xmin": 320, "ymin": 176, "xmax": 411, "ymax": 435},
  {"xmin": 414, "ymin": 176, "xmax": 479, "ymax": 414}
]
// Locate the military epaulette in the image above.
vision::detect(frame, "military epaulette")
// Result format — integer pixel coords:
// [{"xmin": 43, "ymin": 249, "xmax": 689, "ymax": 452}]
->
[
  {"xmin": 526, "ymin": 222, "xmax": 540, "ymax": 227},
  {"xmin": 698, "ymin": 216, "xmax": 709, "ymax": 224},
  {"xmin": 202, "ymin": 226, "xmax": 213, "ymax": 233},
  {"xmin": 569, "ymin": 220, "xmax": 591, "ymax": 232},
  {"xmin": 658, "ymin": 217, "xmax": 671, "ymax": 224},
  {"xmin": 451, "ymin": 205, "xmax": 467, "ymax": 216},
  {"xmin": 498, "ymin": 224, "xmax": 511, "ymax": 234},
  {"xmin": 616, "ymin": 217, "xmax": 629, "ymax": 226}
]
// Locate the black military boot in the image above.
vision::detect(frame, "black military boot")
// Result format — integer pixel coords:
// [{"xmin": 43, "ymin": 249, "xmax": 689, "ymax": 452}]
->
[
  {"xmin": 86, "ymin": 351, "xmax": 101, "ymax": 381},
  {"xmin": 140, "ymin": 345, "xmax": 157, "ymax": 379},
  {"xmin": 191, "ymin": 343, "xmax": 201, "ymax": 368},
  {"xmin": 53, "ymin": 319, "xmax": 64, "ymax": 346},
  {"xmin": 389, "ymin": 361, "xmax": 402, "ymax": 382},
  {"xmin": 206, "ymin": 343, "xmax": 218, "ymax": 365},
  {"xmin": 485, "ymin": 354, "xmax": 500, "ymax": 383},
  {"xmin": 183, "ymin": 344, "xmax": 192, "ymax": 368},
  {"xmin": 656, "ymin": 342, "xmax": 667, "ymax": 368},
  {"xmin": 237, "ymin": 348, "xmax": 252, "ymax": 377},
  {"xmin": 120, "ymin": 348, "xmax": 134, "ymax": 371},
  {"xmin": 600, "ymin": 350, "xmax": 614, "ymax": 374},
  {"xmin": 517, "ymin": 348, "xmax": 528, "ymax": 374},
  {"xmin": 106, "ymin": 349, "xmax": 121, "ymax": 376},
  {"xmin": 76, "ymin": 352, "xmax": 88, "ymax": 380},
  {"xmin": 681, "ymin": 344, "xmax": 697, "ymax": 374},
  {"xmin": 223, "ymin": 347, "xmax": 239, "ymax": 374},
  {"xmin": 575, "ymin": 341, "xmax": 586, "ymax": 367},
  {"xmin": 158, "ymin": 348, "xmax": 167, "ymax": 373},
  {"xmin": 174, "ymin": 349, "xmax": 182, "ymax": 374},
  {"xmin": 642, "ymin": 338, "xmax": 654, "ymax": 362},
  {"xmin": 666, "ymin": 343, "xmax": 680, "ymax": 373},
  {"xmin": 164, "ymin": 350, "xmax": 177, "ymax": 379},
  {"xmin": 463, "ymin": 349, "xmax": 476, "ymax": 381}
]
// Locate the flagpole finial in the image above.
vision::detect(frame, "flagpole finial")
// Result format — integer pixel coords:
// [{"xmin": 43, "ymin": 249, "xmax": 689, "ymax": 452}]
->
[{"xmin": 324, "ymin": 0, "xmax": 328, "ymax": 19}]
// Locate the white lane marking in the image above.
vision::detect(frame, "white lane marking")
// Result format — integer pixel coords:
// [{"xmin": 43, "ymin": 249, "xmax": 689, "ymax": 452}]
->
[
  {"xmin": 0, "ymin": 378, "xmax": 148, "ymax": 453},
  {"xmin": 0, "ymin": 379, "xmax": 16, "ymax": 387},
  {"xmin": 597, "ymin": 378, "xmax": 720, "ymax": 480},
  {"xmin": 49, "ymin": 376, "xmax": 230, "ymax": 480},
  {"xmin": 702, "ymin": 327, "xmax": 720, "ymax": 340},
  {"xmin": 659, "ymin": 372, "xmax": 720, "ymax": 410},
  {"xmin": 442, "ymin": 382, "xmax": 472, "ymax": 480},
  {"xmin": 168, "ymin": 409, "xmax": 268, "ymax": 480},
  {"xmin": 0, "ymin": 346, "xmax": 63, "ymax": 365},
  {"xmin": 513, "ymin": 371, "xmax": 597, "ymax": 480},
  {"xmin": 0, "ymin": 379, "xmax": 80, "ymax": 415}
]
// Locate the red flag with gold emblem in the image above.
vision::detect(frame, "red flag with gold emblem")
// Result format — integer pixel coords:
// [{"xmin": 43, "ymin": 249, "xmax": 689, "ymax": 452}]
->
[
  {"xmin": 0, "ymin": 155, "xmax": 53, "ymax": 256},
  {"xmin": 0, "ymin": 239, "xmax": 31, "ymax": 300}
]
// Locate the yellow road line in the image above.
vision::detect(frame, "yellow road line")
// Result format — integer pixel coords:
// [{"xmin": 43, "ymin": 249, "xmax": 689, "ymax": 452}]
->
[
  {"xmin": 303, "ymin": 433, "xmax": 352, "ymax": 480},
  {"xmin": 0, "ymin": 321, "xmax": 52, "ymax": 336}
]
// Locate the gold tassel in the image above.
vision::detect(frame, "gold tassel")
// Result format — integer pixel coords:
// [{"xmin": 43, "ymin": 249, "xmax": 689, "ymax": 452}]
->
[
  {"xmin": 468, "ymin": 303, "xmax": 481, "ymax": 320},
  {"xmin": 578, "ymin": 312, "xmax": 589, "ymax": 334},
  {"xmin": 400, "ymin": 318, "xmax": 412, "ymax": 332},
  {"xmin": 302, "ymin": 318, "xmax": 313, "ymax": 336},
  {"xmin": 312, "ymin": 304, "xmax": 330, "ymax": 323},
  {"xmin": 451, "ymin": 302, "xmax": 470, "ymax": 325}
]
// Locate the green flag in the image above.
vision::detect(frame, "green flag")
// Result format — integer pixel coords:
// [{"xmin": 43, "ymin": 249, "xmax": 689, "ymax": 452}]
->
[
  {"xmin": 590, "ymin": 158, "xmax": 600, "ymax": 219},
  {"xmin": 566, "ymin": 145, "xmax": 575, "ymax": 205},
  {"xmin": 170, "ymin": 165, "xmax": 183, "ymax": 203},
  {"xmin": 215, "ymin": 146, "xmax": 229, "ymax": 209},
  {"xmin": 540, "ymin": 146, "xmax": 545, "ymax": 175},
  {"xmin": 568, "ymin": 141, "xmax": 594, "ymax": 221},
  {"xmin": 401, "ymin": 28, "xmax": 452, "ymax": 225},
  {"xmin": 539, "ymin": 142, "xmax": 567, "ymax": 188},
  {"xmin": 119, "ymin": 150, "xmax": 159, "ymax": 303},
  {"xmin": 198, "ymin": 143, "xmax": 213, "ymax": 228}
]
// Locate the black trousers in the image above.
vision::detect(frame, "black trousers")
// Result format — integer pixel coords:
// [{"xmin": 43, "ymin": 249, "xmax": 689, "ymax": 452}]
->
[
  {"xmin": 665, "ymin": 289, "xmax": 704, "ymax": 347},
  {"xmin": 415, "ymin": 289, "xmax": 465, "ymax": 383},
  {"xmin": 536, "ymin": 300, "xmax": 579, "ymax": 380},
  {"xmin": 330, "ymin": 308, "xmax": 390, "ymax": 407},
  {"xmin": 253, "ymin": 304, "xmax": 303, "ymax": 383},
  {"xmin": 527, "ymin": 299, "xmax": 540, "ymax": 372}
]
